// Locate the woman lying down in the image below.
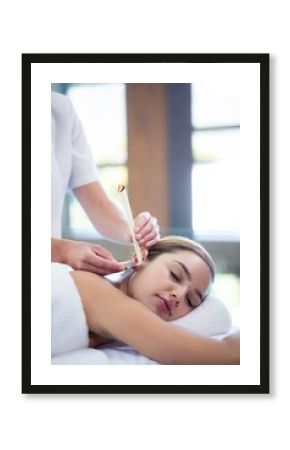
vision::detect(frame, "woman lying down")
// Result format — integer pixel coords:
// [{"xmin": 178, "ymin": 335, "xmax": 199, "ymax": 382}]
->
[{"xmin": 52, "ymin": 236, "xmax": 240, "ymax": 364}]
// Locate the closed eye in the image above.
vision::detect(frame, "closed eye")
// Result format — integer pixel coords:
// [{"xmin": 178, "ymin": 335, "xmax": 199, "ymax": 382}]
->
[
  {"xmin": 186, "ymin": 296, "xmax": 194, "ymax": 308},
  {"xmin": 170, "ymin": 270, "xmax": 195, "ymax": 309}
]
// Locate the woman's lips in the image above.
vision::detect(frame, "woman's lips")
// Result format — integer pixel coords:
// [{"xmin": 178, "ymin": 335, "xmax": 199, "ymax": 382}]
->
[{"xmin": 157, "ymin": 295, "xmax": 171, "ymax": 315}]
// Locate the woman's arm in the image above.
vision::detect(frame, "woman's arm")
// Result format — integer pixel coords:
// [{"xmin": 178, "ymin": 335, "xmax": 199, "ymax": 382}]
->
[{"xmin": 70, "ymin": 271, "xmax": 240, "ymax": 365}]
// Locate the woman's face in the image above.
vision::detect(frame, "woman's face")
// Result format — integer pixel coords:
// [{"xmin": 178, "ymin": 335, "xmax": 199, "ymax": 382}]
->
[{"xmin": 127, "ymin": 250, "xmax": 212, "ymax": 321}]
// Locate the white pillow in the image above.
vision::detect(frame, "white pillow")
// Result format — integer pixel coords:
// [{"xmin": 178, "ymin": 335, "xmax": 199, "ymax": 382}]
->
[{"xmin": 173, "ymin": 296, "xmax": 232, "ymax": 336}]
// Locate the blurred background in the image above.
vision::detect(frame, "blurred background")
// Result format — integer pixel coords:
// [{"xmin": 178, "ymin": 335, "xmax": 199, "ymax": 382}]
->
[{"xmin": 52, "ymin": 83, "xmax": 240, "ymax": 324}]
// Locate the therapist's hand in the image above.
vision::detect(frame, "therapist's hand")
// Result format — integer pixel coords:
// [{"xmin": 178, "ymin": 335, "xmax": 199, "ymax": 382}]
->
[
  {"xmin": 52, "ymin": 238, "xmax": 125, "ymax": 275},
  {"xmin": 133, "ymin": 212, "xmax": 160, "ymax": 248}
]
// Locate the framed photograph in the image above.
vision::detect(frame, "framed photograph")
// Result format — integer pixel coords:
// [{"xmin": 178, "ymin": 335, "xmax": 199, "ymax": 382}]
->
[{"xmin": 22, "ymin": 53, "xmax": 269, "ymax": 394}]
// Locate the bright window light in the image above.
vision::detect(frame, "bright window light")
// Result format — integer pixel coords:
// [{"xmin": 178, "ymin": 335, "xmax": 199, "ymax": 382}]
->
[
  {"xmin": 65, "ymin": 84, "xmax": 127, "ymax": 234},
  {"xmin": 192, "ymin": 84, "xmax": 240, "ymax": 127},
  {"xmin": 191, "ymin": 85, "xmax": 240, "ymax": 240}
]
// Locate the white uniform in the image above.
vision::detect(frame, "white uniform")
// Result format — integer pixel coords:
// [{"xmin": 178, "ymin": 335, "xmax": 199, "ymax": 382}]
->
[{"xmin": 51, "ymin": 92, "xmax": 99, "ymax": 237}]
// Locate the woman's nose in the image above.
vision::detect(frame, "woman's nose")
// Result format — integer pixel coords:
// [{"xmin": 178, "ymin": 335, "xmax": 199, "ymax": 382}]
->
[
  {"xmin": 170, "ymin": 292, "xmax": 182, "ymax": 307},
  {"xmin": 171, "ymin": 285, "xmax": 188, "ymax": 305}
]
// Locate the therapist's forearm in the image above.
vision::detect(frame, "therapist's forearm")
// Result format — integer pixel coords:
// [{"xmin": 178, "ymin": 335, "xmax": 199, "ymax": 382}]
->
[
  {"xmin": 89, "ymin": 197, "xmax": 130, "ymax": 242},
  {"xmin": 74, "ymin": 182, "xmax": 131, "ymax": 243},
  {"xmin": 51, "ymin": 238, "xmax": 71, "ymax": 263}
]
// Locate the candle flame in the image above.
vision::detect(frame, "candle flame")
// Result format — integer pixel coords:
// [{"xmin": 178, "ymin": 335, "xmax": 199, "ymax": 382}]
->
[{"xmin": 117, "ymin": 183, "xmax": 126, "ymax": 192}]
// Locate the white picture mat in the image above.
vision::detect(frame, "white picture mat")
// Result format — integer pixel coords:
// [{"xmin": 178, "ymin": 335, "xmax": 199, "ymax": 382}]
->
[{"xmin": 30, "ymin": 61, "xmax": 260, "ymax": 386}]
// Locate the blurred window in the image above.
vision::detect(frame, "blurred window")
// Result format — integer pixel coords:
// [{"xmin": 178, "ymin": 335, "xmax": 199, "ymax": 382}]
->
[
  {"xmin": 191, "ymin": 85, "xmax": 240, "ymax": 240},
  {"xmin": 191, "ymin": 85, "xmax": 240, "ymax": 320},
  {"xmin": 60, "ymin": 84, "xmax": 127, "ymax": 237}
]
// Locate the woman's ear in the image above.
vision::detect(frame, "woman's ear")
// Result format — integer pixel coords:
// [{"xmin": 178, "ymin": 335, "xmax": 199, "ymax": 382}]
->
[
  {"xmin": 131, "ymin": 248, "xmax": 149, "ymax": 266},
  {"xmin": 122, "ymin": 257, "xmax": 147, "ymax": 271},
  {"xmin": 132, "ymin": 261, "xmax": 146, "ymax": 271}
]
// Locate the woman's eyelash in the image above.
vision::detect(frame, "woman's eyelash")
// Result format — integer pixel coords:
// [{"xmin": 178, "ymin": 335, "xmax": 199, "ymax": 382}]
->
[
  {"xmin": 170, "ymin": 271, "xmax": 180, "ymax": 282},
  {"xmin": 186, "ymin": 296, "xmax": 194, "ymax": 308}
]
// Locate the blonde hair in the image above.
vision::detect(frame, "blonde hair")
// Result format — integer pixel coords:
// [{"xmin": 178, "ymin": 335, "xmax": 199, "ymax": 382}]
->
[{"xmin": 147, "ymin": 236, "xmax": 215, "ymax": 281}]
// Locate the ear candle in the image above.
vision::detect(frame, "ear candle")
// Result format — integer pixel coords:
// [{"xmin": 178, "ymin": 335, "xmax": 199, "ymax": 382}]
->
[{"xmin": 117, "ymin": 183, "xmax": 143, "ymax": 265}]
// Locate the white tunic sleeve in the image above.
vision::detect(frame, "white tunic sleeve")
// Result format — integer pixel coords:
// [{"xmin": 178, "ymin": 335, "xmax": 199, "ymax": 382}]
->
[
  {"xmin": 68, "ymin": 98, "xmax": 99, "ymax": 190},
  {"xmin": 51, "ymin": 92, "xmax": 99, "ymax": 237}
]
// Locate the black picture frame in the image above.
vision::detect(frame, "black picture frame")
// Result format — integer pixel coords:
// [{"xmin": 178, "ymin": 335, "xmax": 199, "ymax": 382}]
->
[{"xmin": 22, "ymin": 53, "xmax": 269, "ymax": 394}]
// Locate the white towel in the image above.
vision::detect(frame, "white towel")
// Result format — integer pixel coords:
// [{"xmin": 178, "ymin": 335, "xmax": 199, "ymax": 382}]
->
[{"xmin": 51, "ymin": 263, "xmax": 89, "ymax": 357}]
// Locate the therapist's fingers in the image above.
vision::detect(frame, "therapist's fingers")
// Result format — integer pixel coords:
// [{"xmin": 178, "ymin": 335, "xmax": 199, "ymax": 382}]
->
[
  {"xmin": 135, "ymin": 216, "xmax": 160, "ymax": 248},
  {"xmin": 86, "ymin": 252, "xmax": 125, "ymax": 273},
  {"xmin": 79, "ymin": 261, "xmax": 119, "ymax": 276},
  {"xmin": 137, "ymin": 223, "xmax": 160, "ymax": 245},
  {"xmin": 135, "ymin": 213, "xmax": 158, "ymax": 235},
  {"xmin": 66, "ymin": 241, "xmax": 125, "ymax": 274},
  {"xmin": 134, "ymin": 211, "xmax": 151, "ymax": 232},
  {"xmin": 90, "ymin": 244, "xmax": 116, "ymax": 261}
]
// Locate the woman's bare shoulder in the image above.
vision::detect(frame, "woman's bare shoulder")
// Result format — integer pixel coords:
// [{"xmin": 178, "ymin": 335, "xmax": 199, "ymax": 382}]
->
[
  {"xmin": 70, "ymin": 269, "xmax": 118, "ymax": 295},
  {"xmin": 70, "ymin": 269, "xmax": 166, "ymax": 343}
]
